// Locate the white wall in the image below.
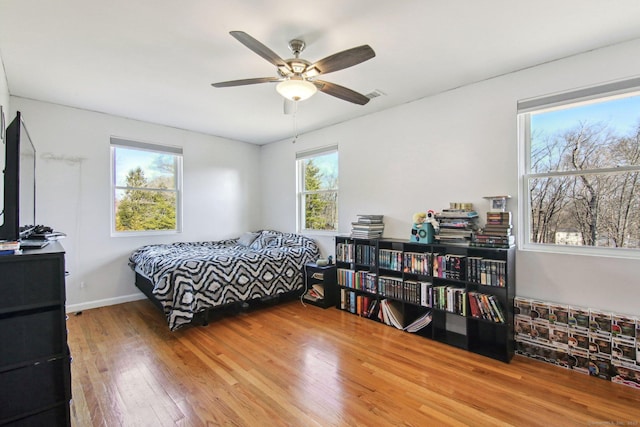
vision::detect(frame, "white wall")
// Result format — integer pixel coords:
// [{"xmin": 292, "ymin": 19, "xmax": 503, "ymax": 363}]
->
[
  {"xmin": 10, "ymin": 98, "xmax": 261, "ymax": 312},
  {"xmin": 261, "ymin": 38, "xmax": 640, "ymax": 317},
  {"xmin": 0, "ymin": 55, "xmax": 9, "ymax": 115}
]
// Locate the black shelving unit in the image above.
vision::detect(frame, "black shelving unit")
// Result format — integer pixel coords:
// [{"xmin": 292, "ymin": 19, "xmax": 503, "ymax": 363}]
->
[
  {"xmin": 335, "ymin": 237, "xmax": 380, "ymax": 316},
  {"xmin": 0, "ymin": 242, "xmax": 71, "ymax": 426},
  {"xmin": 335, "ymin": 236, "xmax": 516, "ymax": 363},
  {"xmin": 303, "ymin": 263, "xmax": 338, "ymax": 309}
]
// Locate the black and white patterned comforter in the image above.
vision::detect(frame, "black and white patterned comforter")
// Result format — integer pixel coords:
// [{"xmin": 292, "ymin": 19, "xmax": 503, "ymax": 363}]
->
[{"xmin": 129, "ymin": 230, "xmax": 319, "ymax": 330}]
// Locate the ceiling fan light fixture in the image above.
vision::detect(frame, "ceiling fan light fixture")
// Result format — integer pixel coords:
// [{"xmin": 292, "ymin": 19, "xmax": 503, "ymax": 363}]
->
[
  {"xmin": 303, "ymin": 67, "xmax": 320, "ymax": 78},
  {"xmin": 276, "ymin": 77, "xmax": 317, "ymax": 101}
]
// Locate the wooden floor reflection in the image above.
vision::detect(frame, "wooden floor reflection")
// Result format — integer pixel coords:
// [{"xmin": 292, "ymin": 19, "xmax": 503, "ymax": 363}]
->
[{"xmin": 67, "ymin": 298, "xmax": 640, "ymax": 426}]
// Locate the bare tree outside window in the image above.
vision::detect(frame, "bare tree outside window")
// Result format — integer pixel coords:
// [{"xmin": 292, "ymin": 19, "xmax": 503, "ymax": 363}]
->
[{"xmin": 523, "ymin": 92, "xmax": 640, "ymax": 251}]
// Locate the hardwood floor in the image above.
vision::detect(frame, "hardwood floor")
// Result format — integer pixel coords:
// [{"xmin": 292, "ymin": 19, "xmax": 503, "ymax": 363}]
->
[{"xmin": 67, "ymin": 298, "xmax": 640, "ymax": 426}]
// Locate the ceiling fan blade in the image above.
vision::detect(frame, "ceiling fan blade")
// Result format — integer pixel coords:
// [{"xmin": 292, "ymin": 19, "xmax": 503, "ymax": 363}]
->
[
  {"xmin": 211, "ymin": 77, "xmax": 280, "ymax": 88},
  {"xmin": 283, "ymin": 99, "xmax": 297, "ymax": 115},
  {"xmin": 315, "ymin": 80, "xmax": 370, "ymax": 105},
  {"xmin": 230, "ymin": 31, "xmax": 291, "ymax": 72},
  {"xmin": 306, "ymin": 45, "xmax": 375, "ymax": 76}
]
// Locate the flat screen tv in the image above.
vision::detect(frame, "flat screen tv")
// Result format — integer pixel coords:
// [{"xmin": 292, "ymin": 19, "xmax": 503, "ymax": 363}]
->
[{"xmin": 0, "ymin": 111, "xmax": 36, "ymax": 242}]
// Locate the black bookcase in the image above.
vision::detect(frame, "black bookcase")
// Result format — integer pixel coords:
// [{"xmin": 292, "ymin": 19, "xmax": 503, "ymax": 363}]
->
[
  {"xmin": 0, "ymin": 242, "xmax": 71, "ymax": 426},
  {"xmin": 303, "ymin": 263, "xmax": 338, "ymax": 309},
  {"xmin": 335, "ymin": 236, "xmax": 516, "ymax": 363}
]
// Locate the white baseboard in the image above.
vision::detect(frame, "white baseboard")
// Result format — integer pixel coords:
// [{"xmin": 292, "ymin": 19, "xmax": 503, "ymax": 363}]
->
[{"xmin": 66, "ymin": 292, "xmax": 147, "ymax": 314}]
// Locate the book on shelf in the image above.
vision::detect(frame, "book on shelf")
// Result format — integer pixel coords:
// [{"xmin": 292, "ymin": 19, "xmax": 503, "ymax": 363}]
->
[
  {"xmin": 380, "ymin": 299, "xmax": 405, "ymax": 329},
  {"xmin": 438, "ymin": 219, "xmax": 475, "ymax": 228},
  {"xmin": 478, "ymin": 210, "xmax": 513, "ymax": 245},
  {"xmin": 0, "ymin": 240, "xmax": 20, "ymax": 255},
  {"xmin": 366, "ymin": 299, "xmax": 380, "ymax": 319},
  {"xmin": 420, "ymin": 281, "xmax": 433, "ymax": 307},
  {"xmin": 435, "ymin": 206, "xmax": 479, "ymax": 244},
  {"xmin": 351, "ymin": 231, "xmax": 383, "ymax": 239},
  {"xmin": 404, "ymin": 311, "xmax": 433, "ymax": 333},
  {"xmin": 482, "ymin": 224, "xmax": 513, "ymax": 232},
  {"xmin": 0, "ymin": 241, "xmax": 20, "ymax": 251},
  {"xmin": 480, "ymin": 232, "xmax": 512, "ymax": 239},
  {"xmin": 351, "ymin": 223, "xmax": 385, "ymax": 230},
  {"xmin": 356, "ymin": 214, "xmax": 384, "ymax": 222},
  {"xmin": 435, "ymin": 232, "xmax": 474, "ymax": 243},
  {"xmin": 351, "ymin": 224, "xmax": 384, "ymax": 232},
  {"xmin": 336, "ymin": 242, "xmax": 355, "ymax": 263},
  {"xmin": 471, "ymin": 234, "xmax": 515, "ymax": 248},
  {"xmin": 431, "ymin": 285, "xmax": 467, "ymax": 315},
  {"xmin": 355, "ymin": 244, "xmax": 376, "ymax": 266},
  {"xmin": 311, "ymin": 284, "xmax": 325, "ymax": 298},
  {"xmin": 433, "ymin": 254, "xmax": 466, "ymax": 280},
  {"xmin": 403, "ymin": 251, "xmax": 432, "ymax": 275},
  {"xmin": 469, "ymin": 242, "xmax": 514, "ymax": 249},
  {"xmin": 436, "ymin": 209, "xmax": 479, "ymax": 219},
  {"xmin": 303, "ymin": 288, "xmax": 324, "ymax": 302},
  {"xmin": 351, "ymin": 214, "xmax": 385, "ymax": 238},
  {"xmin": 378, "ymin": 248, "xmax": 403, "ymax": 271},
  {"xmin": 466, "ymin": 258, "xmax": 506, "ymax": 286},
  {"xmin": 340, "ymin": 291, "xmax": 379, "ymax": 318},
  {"xmin": 486, "ymin": 211, "xmax": 512, "ymax": 223},
  {"xmin": 468, "ymin": 292, "xmax": 505, "ymax": 323}
]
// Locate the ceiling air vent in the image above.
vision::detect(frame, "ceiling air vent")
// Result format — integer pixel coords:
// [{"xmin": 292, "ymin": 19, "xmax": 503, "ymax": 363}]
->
[{"xmin": 365, "ymin": 89, "xmax": 386, "ymax": 99}]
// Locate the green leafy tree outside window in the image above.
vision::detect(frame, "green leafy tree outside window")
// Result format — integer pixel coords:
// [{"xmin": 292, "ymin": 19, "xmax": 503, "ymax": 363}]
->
[
  {"xmin": 303, "ymin": 157, "xmax": 338, "ymax": 231},
  {"xmin": 115, "ymin": 167, "xmax": 177, "ymax": 231}
]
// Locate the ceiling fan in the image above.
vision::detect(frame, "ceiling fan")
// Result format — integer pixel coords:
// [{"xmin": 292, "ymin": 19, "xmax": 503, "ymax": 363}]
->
[{"xmin": 211, "ymin": 31, "xmax": 376, "ymax": 110}]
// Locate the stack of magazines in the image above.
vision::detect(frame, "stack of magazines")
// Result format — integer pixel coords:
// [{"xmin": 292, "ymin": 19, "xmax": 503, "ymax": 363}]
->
[{"xmin": 351, "ymin": 214, "xmax": 384, "ymax": 239}]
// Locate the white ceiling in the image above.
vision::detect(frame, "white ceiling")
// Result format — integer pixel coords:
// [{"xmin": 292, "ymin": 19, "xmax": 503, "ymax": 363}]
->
[{"xmin": 2, "ymin": 1, "xmax": 640, "ymax": 145}]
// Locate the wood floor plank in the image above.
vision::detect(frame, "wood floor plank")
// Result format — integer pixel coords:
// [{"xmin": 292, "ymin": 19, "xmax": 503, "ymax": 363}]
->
[{"xmin": 67, "ymin": 299, "xmax": 640, "ymax": 426}]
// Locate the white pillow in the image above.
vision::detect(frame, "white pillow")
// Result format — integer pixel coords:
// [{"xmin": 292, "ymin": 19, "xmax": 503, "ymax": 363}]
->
[{"xmin": 238, "ymin": 232, "xmax": 259, "ymax": 247}]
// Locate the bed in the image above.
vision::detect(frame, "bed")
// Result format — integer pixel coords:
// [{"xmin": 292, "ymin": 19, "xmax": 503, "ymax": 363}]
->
[{"xmin": 129, "ymin": 230, "xmax": 320, "ymax": 330}]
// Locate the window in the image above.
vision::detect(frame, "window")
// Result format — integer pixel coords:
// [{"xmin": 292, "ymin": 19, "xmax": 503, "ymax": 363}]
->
[
  {"xmin": 518, "ymin": 78, "xmax": 640, "ymax": 256},
  {"xmin": 296, "ymin": 146, "xmax": 338, "ymax": 232},
  {"xmin": 110, "ymin": 138, "xmax": 182, "ymax": 234}
]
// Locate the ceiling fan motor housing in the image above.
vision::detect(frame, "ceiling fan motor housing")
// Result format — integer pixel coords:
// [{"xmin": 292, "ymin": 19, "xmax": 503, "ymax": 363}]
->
[{"xmin": 288, "ymin": 39, "xmax": 305, "ymax": 57}]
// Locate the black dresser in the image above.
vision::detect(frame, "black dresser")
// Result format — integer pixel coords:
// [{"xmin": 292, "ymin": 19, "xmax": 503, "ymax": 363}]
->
[{"xmin": 0, "ymin": 242, "xmax": 71, "ymax": 426}]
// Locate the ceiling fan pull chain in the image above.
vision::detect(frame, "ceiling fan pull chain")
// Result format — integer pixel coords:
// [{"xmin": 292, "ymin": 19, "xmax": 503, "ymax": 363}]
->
[{"xmin": 292, "ymin": 108, "xmax": 299, "ymax": 143}]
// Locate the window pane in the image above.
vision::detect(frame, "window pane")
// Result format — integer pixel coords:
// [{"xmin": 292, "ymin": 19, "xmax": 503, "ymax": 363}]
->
[
  {"xmin": 302, "ymin": 151, "xmax": 338, "ymax": 191},
  {"xmin": 112, "ymin": 141, "xmax": 181, "ymax": 234},
  {"xmin": 529, "ymin": 172, "xmax": 640, "ymax": 248},
  {"xmin": 304, "ymin": 192, "xmax": 337, "ymax": 231},
  {"xmin": 530, "ymin": 94, "xmax": 640, "ymax": 173},
  {"xmin": 115, "ymin": 188, "xmax": 177, "ymax": 232},
  {"xmin": 115, "ymin": 147, "xmax": 177, "ymax": 189}
]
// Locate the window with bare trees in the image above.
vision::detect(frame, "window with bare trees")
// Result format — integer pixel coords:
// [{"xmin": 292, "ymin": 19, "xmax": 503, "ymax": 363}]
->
[{"xmin": 518, "ymin": 78, "xmax": 640, "ymax": 256}]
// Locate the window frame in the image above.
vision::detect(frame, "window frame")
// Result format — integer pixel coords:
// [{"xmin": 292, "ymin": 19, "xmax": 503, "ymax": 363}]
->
[
  {"xmin": 517, "ymin": 78, "xmax": 640, "ymax": 259},
  {"xmin": 110, "ymin": 137, "xmax": 183, "ymax": 237},
  {"xmin": 296, "ymin": 145, "xmax": 339, "ymax": 234}
]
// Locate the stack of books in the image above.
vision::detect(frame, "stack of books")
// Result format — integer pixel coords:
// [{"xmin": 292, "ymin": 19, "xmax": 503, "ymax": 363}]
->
[
  {"xmin": 472, "ymin": 211, "xmax": 515, "ymax": 248},
  {"xmin": 435, "ymin": 204, "xmax": 479, "ymax": 242},
  {"xmin": 351, "ymin": 214, "xmax": 384, "ymax": 239},
  {"xmin": 303, "ymin": 284, "xmax": 325, "ymax": 302},
  {"xmin": 0, "ymin": 240, "xmax": 20, "ymax": 256}
]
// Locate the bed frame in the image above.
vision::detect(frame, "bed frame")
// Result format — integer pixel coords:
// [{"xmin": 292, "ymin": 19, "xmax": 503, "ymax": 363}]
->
[{"xmin": 134, "ymin": 272, "xmax": 303, "ymax": 327}]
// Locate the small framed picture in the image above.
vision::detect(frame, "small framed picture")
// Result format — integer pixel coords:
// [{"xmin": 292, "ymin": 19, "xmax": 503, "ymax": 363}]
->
[
  {"xmin": 484, "ymin": 195, "xmax": 511, "ymax": 212},
  {"xmin": 492, "ymin": 198, "xmax": 506, "ymax": 211}
]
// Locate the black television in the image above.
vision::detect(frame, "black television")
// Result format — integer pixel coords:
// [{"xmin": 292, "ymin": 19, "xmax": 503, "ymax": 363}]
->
[{"xmin": 0, "ymin": 111, "xmax": 36, "ymax": 242}]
